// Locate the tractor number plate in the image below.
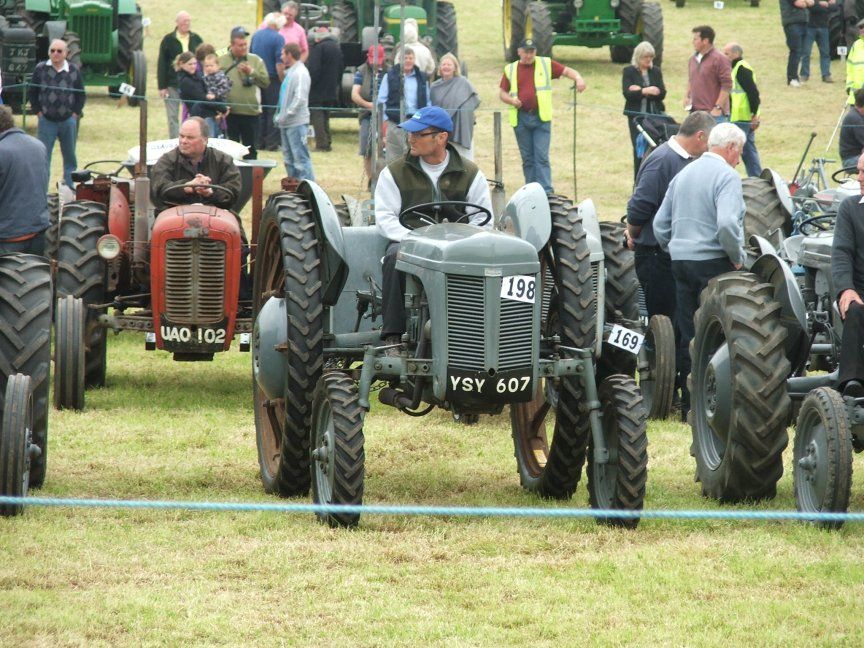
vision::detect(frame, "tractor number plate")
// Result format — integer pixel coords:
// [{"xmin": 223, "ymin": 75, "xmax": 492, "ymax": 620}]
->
[
  {"xmin": 160, "ymin": 325, "xmax": 227, "ymax": 350},
  {"xmin": 447, "ymin": 367, "xmax": 534, "ymax": 403},
  {"xmin": 608, "ymin": 324, "xmax": 644, "ymax": 354},
  {"xmin": 500, "ymin": 275, "xmax": 536, "ymax": 304}
]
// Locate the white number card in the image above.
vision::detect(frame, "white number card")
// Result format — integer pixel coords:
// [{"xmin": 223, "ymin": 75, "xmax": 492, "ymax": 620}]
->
[
  {"xmin": 608, "ymin": 324, "xmax": 645, "ymax": 355},
  {"xmin": 500, "ymin": 275, "xmax": 536, "ymax": 304}
]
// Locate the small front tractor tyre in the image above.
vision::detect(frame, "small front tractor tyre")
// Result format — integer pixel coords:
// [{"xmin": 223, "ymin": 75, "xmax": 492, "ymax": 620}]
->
[
  {"xmin": 127, "ymin": 50, "xmax": 147, "ymax": 107},
  {"xmin": 53, "ymin": 296, "xmax": 86, "ymax": 411},
  {"xmin": 610, "ymin": 0, "xmax": 641, "ymax": 62},
  {"xmin": 0, "ymin": 374, "xmax": 34, "ymax": 517},
  {"xmin": 639, "ymin": 315, "xmax": 676, "ymax": 419},
  {"xmin": 63, "ymin": 32, "xmax": 82, "ymax": 68},
  {"xmin": 117, "ymin": 11, "xmax": 144, "ymax": 70}
]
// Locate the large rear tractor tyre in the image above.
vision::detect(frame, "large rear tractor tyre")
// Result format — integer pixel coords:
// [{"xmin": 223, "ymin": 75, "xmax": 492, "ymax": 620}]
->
[
  {"xmin": 0, "ymin": 255, "xmax": 52, "ymax": 489},
  {"xmin": 690, "ymin": 273, "xmax": 791, "ymax": 502},
  {"xmin": 511, "ymin": 195, "xmax": 597, "ymax": 498},
  {"xmin": 44, "ymin": 193, "xmax": 60, "ymax": 260},
  {"xmin": 640, "ymin": 3, "xmax": 664, "ymax": 67},
  {"xmin": 252, "ymin": 193, "xmax": 324, "ymax": 497},
  {"xmin": 127, "ymin": 50, "xmax": 147, "ymax": 107},
  {"xmin": 310, "ymin": 372, "xmax": 365, "ymax": 528},
  {"xmin": 638, "ymin": 315, "xmax": 676, "ymax": 419},
  {"xmin": 610, "ymin": 0, "xmax": 641, "ymax": 62},
  {"xmin": 588, "ymin": 375, "xmax": 648, "ymax": 529},
  {"xmin": 55, "ymin": 200, "xmax": 108, "ymax": 389},
  {"xmin": 526, "ymin": 1, "xmax": 554, "ymax": 57},
  {"xmin": 331, "ymin": 1, "xmax": 358, "ymax": 45},
  {"xmin": 0, "ymin": 374, "xmax": 34, "ymax": 517},
  {"xmin": 436, "ymin": 1, "xmax": 459, "ymax": 59},
  {"xmin": 828, "ymin": 6, "xmax": 844, "ymax": 60},
  {"xmin": 63, "ymin": 32, "xmax": 82, "ymax": 68},
  {"xmin": 53, "ymin": 296, "xmax": 86, "ymax": 411},
  {"xmin": 742, "ymin": 175, "xmax": 791, "ymax": 245},
  {"xmin": 502, "ymin": 0, "xmax": 528, "ymax": 61},
  {"xmin": 794, "ymin": 387, "xmax": 853, "ymax": 530},
  {"xmin": 117, "ymin": 11, "xmax": 144, "ymax": 70}
]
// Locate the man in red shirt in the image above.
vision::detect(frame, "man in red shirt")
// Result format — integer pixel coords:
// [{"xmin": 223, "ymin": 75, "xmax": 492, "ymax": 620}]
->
[
  {"xmin": 684, "ymin": 25, "xmax": 732, "ymax": 123},
  {"xmin": 498, "ymin": 39, "xmax": 585, "ymax": 194}
]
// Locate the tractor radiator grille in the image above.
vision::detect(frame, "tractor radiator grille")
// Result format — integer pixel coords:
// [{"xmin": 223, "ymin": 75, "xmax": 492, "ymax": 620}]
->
[
  {"xmin": 498, "ymin": 297, "xmax": 533, "ymax": 370},
  {"xmin": 540, "ymin": 265, "xmax": 553, "ymax": 323},
  {"xmin": 164, "ymin": 239, "xmax": 226, "ymax": 324},
  {"xmin": 446, "ymin": 275, "xmax": 485, "ymax": 370},
  {"xmin": 74, "ymin": 16, "xmax": 112, "ymax": 59},
  {"xmin": 590, "ymin": 261, "xmax": 599, "ymax": 298}
]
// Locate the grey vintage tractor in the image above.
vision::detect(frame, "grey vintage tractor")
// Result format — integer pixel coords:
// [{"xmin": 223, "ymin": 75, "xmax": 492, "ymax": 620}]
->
[{"xmin": 251, "ymin": 182, "xmax": 649, "ymax": 528}]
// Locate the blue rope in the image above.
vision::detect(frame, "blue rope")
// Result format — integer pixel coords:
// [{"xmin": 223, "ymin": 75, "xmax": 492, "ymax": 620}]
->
[{"xmin": 2, "ymin": 496, "xmax": 862, "ymax": 523}]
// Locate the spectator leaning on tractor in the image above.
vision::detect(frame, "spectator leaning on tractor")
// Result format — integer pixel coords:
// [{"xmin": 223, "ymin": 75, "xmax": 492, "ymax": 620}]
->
[
  {"xmin": 653, "ymin": 122, "xmax": 746, "ymax": 420},
  {"xmin": 352, "ymin": 44, "xmax": 388, "ymax": 185},
  {"xmin": 157, "ymin": 11, "xmax": 203, "ymax": 139},
  {"xmin": 780, "ymin": 0, "xmax": 812, "ymax": 87},
  {"xmin": 723, "ymin": 42, "xmax": 763, "ymax": 177},
  {"xmin": 622, "ymin": 41, "xmax": 666, "ymax": 178},
  {"xmin": 430, "ymin": 53, "xmax": 480, "ymax": 160},
  {"xmin": 378, "ymin": 47, "xmax": 430, "ymax": 163},
  {"xmin": 307, "ymin": 26, "xmax": 344, "ymax": 152},
  {"xmin": 29, "ymin": 38, "xmax": 85, "ymax": 190},
  {"xmin": 847, "ymin": 19, "xmax": 864, "ymax": 103},
  {"xmin": 275, "ymin": 42, "xmax": 314, "ymax": 181},
  {"xmin": 251, "ymin": 12, "xmax": 286, "ymax": 152},
  {"xmin": 375, "ymin": 106, "xmax": 493, "ymax": 352},
  {"xmin": 0, "ymin": 105, "xmax": 50, "ymax": 255},
  {"xmin": 499, "ymin": 38, "xmax": 586, "ymax": 195},
  {"xmin": 831, "ymin": 151, "xmax": 864, "ymax": 397},
  {"xmin": 800, "ymin": 0, "xmax": 835, "ymax": 82},
  {"xmin": 684, "ymin": 25, "xmax": 731, "ymax": 122},
  {"xmin": 839, "ymin": 88, "xmax": 864, "ymax": 168},
  {"xmin": 219, "ymin": 26, "xmax": 270, "ymax": 160}
]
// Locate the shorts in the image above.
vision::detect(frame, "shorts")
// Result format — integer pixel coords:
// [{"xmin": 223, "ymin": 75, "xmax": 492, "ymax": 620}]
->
[{"xmin": 359, "ymin": 116, "xmax": 375, "ymax": 157}]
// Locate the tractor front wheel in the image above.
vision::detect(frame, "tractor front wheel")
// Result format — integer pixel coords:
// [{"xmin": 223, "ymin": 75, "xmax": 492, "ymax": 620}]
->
[
  {"xmin": 794, "ymin": 387, "xmax": 853, "ymax": 530},
  {"xmin": 639, "ymin": 315, "xmax": 676, "ymax": 419},
  {"xmin": 127, "ymin": 50, "xmax": 147, "ymax": 107},
  {"xmin": 53, "ymin": 296, "xmax": 86, "ymax": 411},
  {"xmin": 0, "ymin": 374, "xmax": 34, "ymax": 517}
]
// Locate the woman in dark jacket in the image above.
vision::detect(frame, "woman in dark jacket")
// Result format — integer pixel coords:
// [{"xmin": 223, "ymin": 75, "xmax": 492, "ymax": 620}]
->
[
  {"xmin": 176, "ymin": 52, "xmax": 222, "ymax": 126},
  {"xmin": 622, "ymin": 42, "xmax": 666, "ymax": 178}
]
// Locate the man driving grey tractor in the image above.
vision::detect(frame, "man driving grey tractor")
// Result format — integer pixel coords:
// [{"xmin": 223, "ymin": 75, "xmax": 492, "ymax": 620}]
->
[{"xmin": 375, "ymin": 105, "xmax": 494, "ymax": 352}]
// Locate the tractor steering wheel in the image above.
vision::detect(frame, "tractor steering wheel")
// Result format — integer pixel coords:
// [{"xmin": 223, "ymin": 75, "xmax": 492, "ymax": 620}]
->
[
  {"xmin": 831, "ymin": 166, "xmax": 858, "ymax": 184},
  {"xmin": 398, "ymin": 201, "xmax": 492, "ymax": 230},
  {"xmin": 159, "ymin": 182, "xmax": 235, "ymax": 207},
  {"xmin": 797, "ymin": 213, "xmax": 836, "ymax": 235}
]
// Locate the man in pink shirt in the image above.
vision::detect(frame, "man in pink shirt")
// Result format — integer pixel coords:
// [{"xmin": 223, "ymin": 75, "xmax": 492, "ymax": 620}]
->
[
  {"xmin": 684, "ymin": 25, "xmax": 732, "ymax": 123},
  {"xmin": 278, "ymin": 1, "xmax": 308, "ymax": 62}
]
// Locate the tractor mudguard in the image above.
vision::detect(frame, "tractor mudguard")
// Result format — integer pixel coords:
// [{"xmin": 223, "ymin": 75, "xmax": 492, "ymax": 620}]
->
[
  {"xmin": 26, "ymin": 0, "xmax": 52, "ymax": 13},
  {"xmin": 576, "ymin": 198, "xmax": 604, "ymax": 262},
  {"xmin": 45, "ymin": 20, "xmax": 66, "ymax": 43},
  {"xmin": 252, "ymin": 296, "xmax": 288, "ymax": 401},
  {"xmin": 748, "ymin": 233, "xmax": 778, "ymax": 258},
  {"xmin": 296, "ymin": 180, "xmax": 349, "ymax": 306},
  {"xmin": 750, "ymin": 250, "xmax": 811, "ymax": 372},
  {"xmin": 117, "ymin": 0, "xmax": 138, "ymax": 14},
  {"xmin": 761, "ymin": 168, "xmax": 795, "ymax": 218},
  {"xmin": 498, "ymin": 182, "xmax": 551, "ymax": 253}
]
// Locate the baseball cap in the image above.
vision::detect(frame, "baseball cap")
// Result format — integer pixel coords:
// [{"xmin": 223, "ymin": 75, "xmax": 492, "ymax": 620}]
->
[
  {"xmin": 230, "ymin": 26, "xmax": 249, "ymax": 39},
  {"xmin": 398, "ymin": 106, "xmax": 453, "ymax": 133},
  {"xmin": 520, "ymin": 38, "xmax": 537, "ymax": 50},
  {"xmin": 367, "ymin": 44, "xmax": 386, "ymax": 64}
]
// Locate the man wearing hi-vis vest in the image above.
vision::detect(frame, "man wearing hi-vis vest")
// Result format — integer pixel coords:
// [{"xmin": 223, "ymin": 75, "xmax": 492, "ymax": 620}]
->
[
  {"xmin": 723, "ymin": 42, "xmax": 762, "ymax": 177},
  {"xmin": 846, "ymin": 19, "xmax": 864, "ymax": 105},
  {"xmin": 498, "ymin": 38, "xmax": 586, "ymax": 195}
]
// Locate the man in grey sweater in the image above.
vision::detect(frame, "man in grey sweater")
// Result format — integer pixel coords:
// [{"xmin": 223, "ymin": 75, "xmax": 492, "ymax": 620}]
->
[
  {"xmin": 653, "ymin": 121, "xmax": 746, "ymax": 419},
  {"xmin": 275, "ymin": 42, "xmax": 314, "ymax": 181}
]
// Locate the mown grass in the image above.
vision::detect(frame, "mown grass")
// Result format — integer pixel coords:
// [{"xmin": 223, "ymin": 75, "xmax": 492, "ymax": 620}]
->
[{"xmin": 3, "ymin": 0, "xmax": 864, "ymax": 645}]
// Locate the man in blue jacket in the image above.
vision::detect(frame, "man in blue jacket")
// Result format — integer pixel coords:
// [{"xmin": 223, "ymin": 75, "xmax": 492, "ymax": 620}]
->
[{"xmin": 378, "ymin": 48, "xmax": 429, "ymax": 163}]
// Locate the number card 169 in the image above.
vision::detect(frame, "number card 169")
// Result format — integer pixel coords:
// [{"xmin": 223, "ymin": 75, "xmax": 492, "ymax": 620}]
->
[{"xmin": 607, "ymin": 324, "xmax": 645, "ymax": 354}]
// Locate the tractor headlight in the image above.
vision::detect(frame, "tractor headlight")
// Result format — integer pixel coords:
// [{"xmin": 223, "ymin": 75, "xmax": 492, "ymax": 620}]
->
[
  {"xmin": 97, "ymin": 234, "xmax": 122, "ymax": 260},
  {"xmin": 610, "ymin": 0, "xmax": 619, "ymax": 6}
]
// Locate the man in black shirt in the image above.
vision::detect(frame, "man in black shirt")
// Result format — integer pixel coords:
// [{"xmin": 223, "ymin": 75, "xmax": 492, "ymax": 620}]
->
[{"xmin": 840, "ymin": 88, "xmax": 864, "ymax": 169}]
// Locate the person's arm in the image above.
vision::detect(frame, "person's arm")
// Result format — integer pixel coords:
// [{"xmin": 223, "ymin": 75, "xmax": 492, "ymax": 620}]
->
[
  {"xmin": 653, "ymin": 67, "xmax": 667, "ymax": 102},
  {"xmin": 714, "ymin": 173, "xmax": 745, "ymax": 267},
  {"xmin": 627, "ymin": 155, "xmax": 664, "ymax": 237},
  {"xmin": 374, "ymin": 168, "xmax": 409, "ymax": 242},
  {"xmin": 351, "ymin": 83, "xmax": 371, "ymax": 109},
  {"xmin": 465, "ymin": 170, "xmax": 494, "ymax": 228},
  {"xmin": 157, "ymin": 37, "xmax": 169, "ymax": 93},
  {"xmin": 832, "ymin": 198, "xmax": 863, "ymax": 317},
  {"xmin": 559, "ymin": 64, "xmax": 586, "ymax": 92},
  {"xmin": 714, "ymin": 55, "xmax": 732, "ymax": 116},
  {"xmin": 299, "ymin": 30, "xmax": 309, "ymax": 63},
  {"xmin": 252, "ymin": 57, "xmax": 270, "ymax": 88},
  {"xmin": 72, "ymin": 66, "xmax": 85, "ymax": 116},
  {"xmin": 622, "ymin": 67, "xmax": 643, "ymax": 103},
  {"xmin": 214, "ymin": 158, "xmax": 241, "ymax": 208},
  {"xmin": 377, "ymin": 75, "xmax": 390, "ymax": 119},
  {"xmin": 652, "ymin": 180, "xmax": 676, "ymax": 252},
  {"xmin": 737, "ymin": 65, "xmax": 760, "ymax": 116},
  {"xmin": 852, "ymin": 113, "xmax": 864, "ymax": 152}
]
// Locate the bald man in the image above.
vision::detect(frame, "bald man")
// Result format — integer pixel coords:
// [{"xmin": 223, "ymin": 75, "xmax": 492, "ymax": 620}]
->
[{"xmin": 158, "ymin": 11, "xmax": 203, "ymax": 138}]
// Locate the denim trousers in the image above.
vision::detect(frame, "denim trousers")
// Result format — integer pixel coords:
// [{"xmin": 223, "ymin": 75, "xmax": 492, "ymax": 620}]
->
[
  {"xmin": 733, "ymin": 121, "xmax": 763, "ymax": 177},
  {"xmin": 513, "ymin": 111, "xmax": 553, "ymax": 194},
  {"xmin": 280, "ymin": 124, "xmax": 315, "ymax": 181},
  {"xmin": 37, "ymin": 115, "xmax": 78, "ymax": 188},
  {"xmin": 784, "ymin": 22, "xmax": 807, "ymax": 82},
  {"xmin": 800, "ymin": 26, "xmax": 831, "ymax": 79}
]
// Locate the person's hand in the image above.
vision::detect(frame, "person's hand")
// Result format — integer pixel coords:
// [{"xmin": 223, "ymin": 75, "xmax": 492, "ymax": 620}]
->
[
  {"xmin": 840, "ymin": 289, "xmax": 864, "ymax": 319},
  {"xmin": 733, "ymin": 262, "xmax": 743, "ymax": 270},
  {"xmin": 574, "ymin": 76, "xmax": 586, "ymax": 93},
  {"xmin": 643, "ymin": 85, "xmax": 661, "ymax": 96},
  {"xmin": 238, "ymin": 63, "xmax": 252, "ymax": 75},
  {"xmin": 511, "ymin": 96, "xmax": 523, "ymax": 109},
  {"xmin": 750, "ymin": 116, "xmax": 760, "ymax": 131},
  {"xmin": 793, "ymin": 0, "xmax": 807, "ymax": 7},
  {"xmin": 206, "ymin": 93, "xmax": 215, "ymax": 100},
  {"xmin": 624, "ymin": 229, "xmax": 635, "ymax": 251},
  {"xmin": 710, "ymin": 106, "xmax": 722, "ymax": 117},
  {"xmin": 159, "ymin": 88, "xmax": 169, "ymax": 99},
  {"xmin": 628, "ymin": 84, "xmax": 642, "ymax": 92}
]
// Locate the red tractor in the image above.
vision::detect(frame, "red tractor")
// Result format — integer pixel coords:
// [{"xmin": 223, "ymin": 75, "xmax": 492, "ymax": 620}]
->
[{"xmin": 53, "ymin": 119, "xmax": 276, "ymax": 410}]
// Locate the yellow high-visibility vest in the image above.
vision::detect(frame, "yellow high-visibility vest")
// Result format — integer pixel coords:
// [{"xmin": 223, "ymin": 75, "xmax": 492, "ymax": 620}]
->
[
  {"xmin": 730, "ymin": 59, "xmax": 758, "ymax": 121},
  {"xmin": 846, "ymin": 38, "xmax": 864, "ymax": 104},
  {"xmin": 504, "ymin": 57, "xmax": 553, "ymax": 127}
]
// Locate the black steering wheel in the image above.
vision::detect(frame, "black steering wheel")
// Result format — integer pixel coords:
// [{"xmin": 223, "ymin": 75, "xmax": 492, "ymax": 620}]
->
[
  {"xmin": 159, "ymin": 182, "xmax": 235, "ymax": 207},
  {"xmin": 398, "ymin": 201, "xmax": 492, "ymax": 230},
  {"xmin": 797, "ymin": 213, "xmax": 836, "ymax": 235},
  {"xmin": 831, "ymin": 166, "xmax": 858, "ymax": 183}
]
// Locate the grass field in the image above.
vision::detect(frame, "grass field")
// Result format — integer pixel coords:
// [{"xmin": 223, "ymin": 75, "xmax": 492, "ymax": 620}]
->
[{"xmin": 3, "ymin": 0, "xmax": 864, "ymax": 645}]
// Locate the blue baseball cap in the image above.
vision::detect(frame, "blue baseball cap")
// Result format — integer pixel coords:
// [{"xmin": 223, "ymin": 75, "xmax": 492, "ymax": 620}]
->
[{"xmin": 398, "ymin": 106, "xmax": 453, "ymax": 133}]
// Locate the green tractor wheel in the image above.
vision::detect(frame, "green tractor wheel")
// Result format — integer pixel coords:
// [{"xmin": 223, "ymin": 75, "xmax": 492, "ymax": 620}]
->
[
  {"xmin": 63, "ymin": 31, "xmax": 81, "ymax": 68},
  {"xmin": 331, "ymin": 1, "xmax": 358, "ymax": 45},
  {"xmin": 502, "ymin": 0, "xmax": 553, "ymax": 60},
  {"xmin": 611, "ymin": 0, "xmax": 640, "ymax": 62}
]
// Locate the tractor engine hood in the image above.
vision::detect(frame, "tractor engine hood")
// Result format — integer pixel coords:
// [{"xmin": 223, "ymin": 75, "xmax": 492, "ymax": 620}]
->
[{"xmin": 397, "ymin": 224, "xmax": 540, "ymax": 276}]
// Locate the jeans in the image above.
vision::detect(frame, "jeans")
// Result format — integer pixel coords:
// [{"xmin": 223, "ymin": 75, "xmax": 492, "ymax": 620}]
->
[
  {"xmin": 733, "ymin": 121, "xmax": 763, "ymax": 177},
  {"xmin": 800, "ymin": 26, "xmax": 831, "ymax": 79},
  {"xmin": 280, "ymin": 124, "xmax": 315, "ymax": 181},
  {"xmin": 204, "ymin": 117, "xmax": 221, "ymax": 139},
  {"xmin": 784, "ymin": 22, "xmax": 807, "ymax": 82},
  {"xmin": 513, "ymin": 111, "xmax": 553, "ymax": 194},
  {"xmin": 164, "ymin": 86, "xmax": 181, "ymax": 139},
  {"xmin": 37, "ymin": 115, "xmax": 78, "ymax": 189}
]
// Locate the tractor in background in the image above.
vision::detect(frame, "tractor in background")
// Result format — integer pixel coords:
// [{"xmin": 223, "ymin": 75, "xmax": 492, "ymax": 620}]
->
[{"xmin": 0, "ymin": 11, "xmax": 36, "ymax": 111}]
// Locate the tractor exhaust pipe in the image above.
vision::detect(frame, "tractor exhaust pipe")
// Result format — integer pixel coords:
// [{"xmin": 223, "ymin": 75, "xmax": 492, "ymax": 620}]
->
[{"xmin": 133, "ymin": 98, "xmax": 150, "ymax": 279}]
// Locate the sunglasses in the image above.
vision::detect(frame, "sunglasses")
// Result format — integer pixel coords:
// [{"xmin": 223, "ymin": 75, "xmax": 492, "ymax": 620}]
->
[
  {"xmin": 409, "ymin": 130, "xmax": 440, "ymax": 138},
  {"xmin": 49, "ymin": 48, "xmax": 65, "ymax": 53}
]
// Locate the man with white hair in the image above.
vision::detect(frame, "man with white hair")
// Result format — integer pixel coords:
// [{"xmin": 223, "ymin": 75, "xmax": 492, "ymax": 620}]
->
[
  {"xmin": 251, "ymin": 12, "xmax": 286, "ymax": 151},
  {"xmin": 653, "ymin": 121, "xmax": 746, "ymax": 419},
  {"xmin": 158, "ymin": 11, "xmax": 203, "ymax": 138}
]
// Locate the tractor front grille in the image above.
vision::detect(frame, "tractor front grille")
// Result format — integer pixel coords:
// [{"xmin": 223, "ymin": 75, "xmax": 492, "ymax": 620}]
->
[
  {"xmin": 71, "ymin": 14, "xmax": 112, "ymax": 61},
  {"xmin": 164, "ymin": 239, "xmax": 226, "ymax": 324},
  {"xmin": 498, "ymin": 298, "xmax": 533, "ymax": 370},
  {"xmin": 446, "ymin": 275, "xmax": 485, "ymax": 370}
]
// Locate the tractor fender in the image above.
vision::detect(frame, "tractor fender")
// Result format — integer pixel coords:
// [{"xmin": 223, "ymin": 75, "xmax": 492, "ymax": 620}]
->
[
  {"xmin": 27, "ymin": 0, "xmax": 52, "ymax": 13},
  {"xmin": 117, "ymin": 0, "xmax": 138, "ymax": 14},
  {"xmin": 761, "ymin": 168, "xmax": 795, "ymax": 218},
  {"xmin": 576, "ymin": 198, "xmax": 605, "ymax": 261},
  {"xmin": 296, "ymin": 180, "xmax": 349, "ymax": 306},
  {"xmin": 498, "ymin": 182, "xmax": 550, "ymax": 252},
  {"xmin": 750, "ymin": 251, "xmax": 811, "ymax": 371},
  {"xmin": 252, "ymin": 296, "xmax": 288, "ymax": 401},
  {"xmin": 45, "ymin": 21, "xmax": 67, "ymax": 43},
  {"xmin": 749, "ymin": 234, "xmax": 778, "ymax": 258}
]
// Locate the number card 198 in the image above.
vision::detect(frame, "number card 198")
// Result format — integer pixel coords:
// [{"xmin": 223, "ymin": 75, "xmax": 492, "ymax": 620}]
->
[{"xmin": 500, "ymin": 275, "xmax": 536, "ymax": 304}]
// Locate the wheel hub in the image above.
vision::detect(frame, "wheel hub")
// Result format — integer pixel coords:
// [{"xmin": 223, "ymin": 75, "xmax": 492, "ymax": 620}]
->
[
  {"xmin": 705, "ymin": 343, "xmax": 732, "ymax": 439},
  {"xmin": 798, "ymin": 439, "xmax": 819, "ymax": 482}
]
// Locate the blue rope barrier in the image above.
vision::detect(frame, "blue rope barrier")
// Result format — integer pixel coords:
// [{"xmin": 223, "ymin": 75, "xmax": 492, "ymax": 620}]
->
[{"xmin": 2, "ymin": 495, "xmax": 862, "ymax": 523}]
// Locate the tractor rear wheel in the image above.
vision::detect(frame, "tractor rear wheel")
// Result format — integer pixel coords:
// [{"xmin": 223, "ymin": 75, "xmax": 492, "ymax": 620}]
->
[
  {"xmin": 502, "ymin": 0, "xmax": 528, "ymax": 61},
  {"xmin": 44, "ymin": 193, "xmax": 60, "ymax": 260},
  {"xmin": 252, "ymin": 193, "xmax": 324, "ymax": 497},
  {"xmin": 436, "ymin": 2, "xmax": 459, "ymax": 59},
  {"xmin": 511, "ymin": 195, "xmax": 596, "ymax": 498},
  {"xmin": 742, "ymin": 176, "xmax": 790, "ymax": 245},
  {"xmin": 331, "ymin": 1, "xmax": 358, "ymax": 45},
  {"xmin": 127, "ymin": 50, "xmax": 147, "ymax": 107},
  {"xmin": 794, "ymin": 387, "xmax": 853, "ymax": 530},
  {"xmin": 689, "ymin": 272, "xmax": 791, "ymax": 501},
  {"xmin": 829, "ymin": 7, "xmax": 844, "ymax": 60},
  {"xmin": 55, "ymin": 200, "xmax": 108, "ymax": 389},
  {"xmin": 526, "ymin": 1, "xmax": 554, "ymax": 57},
  {"xmin": 588, "ymin": 375, "xmax": 648, "ymax": 529},
  {"xmin": 0, "ymin": 374, "xmax": 34, "ymax": 517},
  {"xmin": 63, "ymin": 32, "xmax": 82, "ymax": 68},
  {"xmin": 639, "ymin": 315, "xmax": 676, "ymax": 419},
  {"xmin": 611, "ymin": 0, "xmax": 641, "ymax": 62},
  {"xmin": 310, "ymin": 372, "xmax": 365, "ymax": 527},
  {"xmin": 117, "ymin": 10, "xmax": 144, "ymax": 71},
  {"xmin": 640, "ymin": 3, "xmax": 664, "ymax": 66},
  {"xmin": 53, "ymin": 296, "xmax": 86, "ymax": 411},
  {"xmin": 0, "ymin": 255, "xmax": 51, "ymax": 489}
]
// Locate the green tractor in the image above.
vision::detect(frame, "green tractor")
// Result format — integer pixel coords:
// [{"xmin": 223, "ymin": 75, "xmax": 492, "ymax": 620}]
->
[
  {"xmin": 17, "ymin": 0, "xmax": 145, "ymax": 104},
  {"xmin": 503, "ymin": 0, "xmax": 664, "ymax": 66}
]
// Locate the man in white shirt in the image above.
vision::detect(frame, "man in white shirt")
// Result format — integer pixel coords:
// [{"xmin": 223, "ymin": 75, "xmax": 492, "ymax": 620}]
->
[{"xmin": 375, "ymin": 106, "xmax": 493, "ymax": 349}]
